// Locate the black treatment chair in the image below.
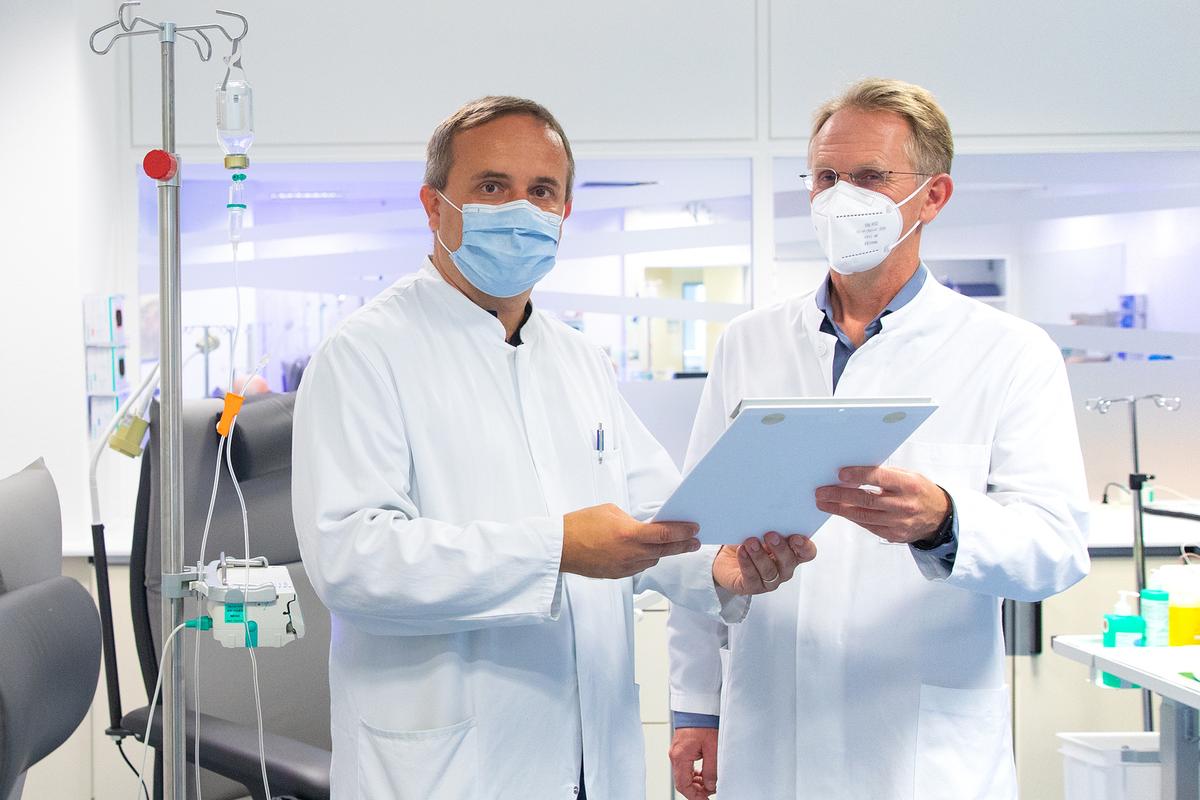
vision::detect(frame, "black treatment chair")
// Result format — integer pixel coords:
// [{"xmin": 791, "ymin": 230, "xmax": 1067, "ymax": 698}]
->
[
  {"xmin": 122, "ymin": 393, "xmax": 331, "ymax": 799},
  {"xmin": 0, "ymin": 459, "xmax": 101, "ymax": 800}
]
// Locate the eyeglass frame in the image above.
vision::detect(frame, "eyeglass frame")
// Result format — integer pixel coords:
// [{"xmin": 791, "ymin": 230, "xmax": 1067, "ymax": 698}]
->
[{"xmin": 798, "ymin": 168, "xmax": 934, "ymax": 193}]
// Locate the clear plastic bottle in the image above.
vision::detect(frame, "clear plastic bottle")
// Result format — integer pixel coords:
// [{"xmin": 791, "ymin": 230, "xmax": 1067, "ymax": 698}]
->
[
  {"xmin": 1141, "ymin": 588, "xmax": 1170, "ymax": 646},
  {"xmin": 228, "ymin": 174, "xmax": 247, "ymax": 243},
  {"xmin": 216, "ymin": 72, "xmax": 254, "ymax": 168}
]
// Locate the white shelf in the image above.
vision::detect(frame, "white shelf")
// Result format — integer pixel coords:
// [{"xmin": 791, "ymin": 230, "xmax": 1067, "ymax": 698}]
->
[{"xmin": 1053, "ymin": 634, "xmax": 1200, "ymax": 710}]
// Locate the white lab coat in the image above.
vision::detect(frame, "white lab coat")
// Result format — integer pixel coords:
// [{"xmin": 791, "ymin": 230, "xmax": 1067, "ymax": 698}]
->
[
  {"xmin": 667, "ymin": 275, "xmax": 1090, "ymax": 800},
  {"xmin": 292, "ymin": 262, "xmax": 745, "ymax": 800}
]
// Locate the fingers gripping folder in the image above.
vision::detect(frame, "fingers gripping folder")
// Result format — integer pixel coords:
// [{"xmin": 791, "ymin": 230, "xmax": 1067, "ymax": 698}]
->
[{"xmin": 652, "ymin": 397, "xmax": 937, "ymax": 545}]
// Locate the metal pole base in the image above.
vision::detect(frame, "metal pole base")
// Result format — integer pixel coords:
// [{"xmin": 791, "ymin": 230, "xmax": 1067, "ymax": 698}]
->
[{"xmin": 1160, "ymin": 698, "xmax": 1199, "ymax": 800}]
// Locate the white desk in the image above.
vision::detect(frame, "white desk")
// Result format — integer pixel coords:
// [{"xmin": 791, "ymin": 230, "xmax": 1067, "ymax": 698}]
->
[{"xmin": 1054, "ymin": 635, "xmax": 1200, "ymax": 799}]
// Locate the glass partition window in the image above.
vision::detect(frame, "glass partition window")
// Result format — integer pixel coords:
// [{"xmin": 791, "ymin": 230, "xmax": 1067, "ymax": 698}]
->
[{"xmin": 140, "ymin": 157, "xmax": 755, "ymax": 385}]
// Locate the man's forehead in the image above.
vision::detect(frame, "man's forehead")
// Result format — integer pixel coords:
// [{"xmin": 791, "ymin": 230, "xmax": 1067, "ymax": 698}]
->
[
  {"xmin": 810, "ymin": 108, "xmax": 910, "ymax": 165},
  {"xmin": 451, "ymin": 115, "xmax": 568, "ymax": 169}
]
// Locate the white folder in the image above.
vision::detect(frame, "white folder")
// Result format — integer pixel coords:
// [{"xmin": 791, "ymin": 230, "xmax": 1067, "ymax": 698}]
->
[{"xmin": 653, "ymin": 397, "xmax": 937, "ymax": 545}]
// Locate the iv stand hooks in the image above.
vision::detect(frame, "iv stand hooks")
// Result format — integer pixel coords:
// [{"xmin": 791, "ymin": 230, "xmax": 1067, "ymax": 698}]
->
[{"xmin": 89, "ymin": 3, "xmax": 248, "ymax": 61}]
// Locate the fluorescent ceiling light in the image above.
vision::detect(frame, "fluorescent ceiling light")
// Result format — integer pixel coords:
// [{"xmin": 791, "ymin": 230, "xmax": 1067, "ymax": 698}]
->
[
  {"xmin": 579, "ymin": 181, "xmax": 659, "ymax": 189},
  {"xmin": 268, "ymin": 191, "xmax": 344, "ymax": 200}
]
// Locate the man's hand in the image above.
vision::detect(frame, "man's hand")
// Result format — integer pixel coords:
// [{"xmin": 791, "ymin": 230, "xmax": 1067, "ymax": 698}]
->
[
  {"xmin": 815, "ymin": 466, "xmax": 951, "ymax": 544},
  {"xmin": 670, "ymin": 726, "xmax": 718, "ymax": 800},
  {"xmin": 561, "ymin": 503, "xmax": 701, "ymax": 579},
  {"xmin": 712, "ymin": 532, "xmax": 815, "ymax": 595}
]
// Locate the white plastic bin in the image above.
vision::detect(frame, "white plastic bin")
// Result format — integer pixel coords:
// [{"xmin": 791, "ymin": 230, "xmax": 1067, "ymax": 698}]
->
[{"xmin": 1058, "ymin": 732, "xmax": 1160, "ymax": 800}]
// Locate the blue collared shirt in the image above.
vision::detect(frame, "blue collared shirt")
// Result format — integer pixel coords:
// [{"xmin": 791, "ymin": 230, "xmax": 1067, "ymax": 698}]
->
[
  {"xmin": 814, "ymin": 265, "xmax": 926, "ymax": 392},
  {"xmin": 670, "ymin": 265, "xmax": 958, "ymax": 733}
]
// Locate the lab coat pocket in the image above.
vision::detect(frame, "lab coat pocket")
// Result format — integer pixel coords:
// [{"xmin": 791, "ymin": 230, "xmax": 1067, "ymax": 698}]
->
[
  {"xmin": 913, "ymin": 684, "xmax": 1015, "ymax": 800},
  {"xmin": 357, "ymin": 717, "xmax": 479, "ymax": 800}
]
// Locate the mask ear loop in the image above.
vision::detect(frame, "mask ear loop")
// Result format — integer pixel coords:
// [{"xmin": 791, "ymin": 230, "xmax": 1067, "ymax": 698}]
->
[
  {"xmin": 887, "ymin": 177, "xmax": 934, "ymax": 253},
  {"xmin": 434, "ymin": 190, "xmax": 463, "ymax": 256}
]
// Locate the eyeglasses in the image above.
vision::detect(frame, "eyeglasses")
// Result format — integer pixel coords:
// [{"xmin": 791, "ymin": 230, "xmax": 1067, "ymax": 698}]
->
[{"xmin": 799, "ymin": 168, "xmax": 932, "ymax": 193}]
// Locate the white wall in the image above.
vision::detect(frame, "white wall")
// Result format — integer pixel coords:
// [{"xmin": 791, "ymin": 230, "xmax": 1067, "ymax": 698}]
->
[{"xmin": 0, "ymin": 0, "xmax": 127, "ymax": 541}]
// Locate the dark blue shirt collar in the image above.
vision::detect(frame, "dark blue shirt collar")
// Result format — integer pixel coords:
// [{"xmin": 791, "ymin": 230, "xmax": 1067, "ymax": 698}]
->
[{"xmin": 814, "ymin": 263, "xmax": 928, "ymax": 322}]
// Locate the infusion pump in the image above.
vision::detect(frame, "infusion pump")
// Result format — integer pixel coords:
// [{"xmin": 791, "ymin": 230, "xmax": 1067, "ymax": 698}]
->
[{"xmin": 191, "ymin": 555, "xmax": 305, "ymax": 649}]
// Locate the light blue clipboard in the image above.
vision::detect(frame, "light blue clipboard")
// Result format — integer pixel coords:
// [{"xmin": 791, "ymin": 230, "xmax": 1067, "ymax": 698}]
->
[{"xmin": 653, "ymin": 397, "xmax": 937, "ymax": 545}]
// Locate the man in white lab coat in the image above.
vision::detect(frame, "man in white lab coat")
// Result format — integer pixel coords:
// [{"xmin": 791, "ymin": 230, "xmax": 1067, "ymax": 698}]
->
[
  {"xmin": 291, "ymin": 96, "xmax": 816, "ymax": 800},
  {"xmin": 667, "ymin": 79, "xmax": 1090, "ymax": 799}
]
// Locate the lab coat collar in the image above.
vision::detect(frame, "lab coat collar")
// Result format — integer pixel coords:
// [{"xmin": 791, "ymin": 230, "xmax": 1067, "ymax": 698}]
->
[
  {"xmin": 804, "ymin": 264, "xmax": 943, "ymax": 335},
  {"xmin": 417, "ymin": 258, "xmax": 541, "ymax": 347},
  {"xmin": 814, "ymin": 265, "xmax": 928, "ymax": 342},
  {"xmin": 799, "ymin": 262, "xmax": 948, "ymax": 385}
]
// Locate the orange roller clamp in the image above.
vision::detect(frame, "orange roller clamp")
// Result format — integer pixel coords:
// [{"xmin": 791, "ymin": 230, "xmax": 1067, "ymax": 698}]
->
[{"xmin": 216, "ymin": 392, "xmax": 245, "ymax": 437}]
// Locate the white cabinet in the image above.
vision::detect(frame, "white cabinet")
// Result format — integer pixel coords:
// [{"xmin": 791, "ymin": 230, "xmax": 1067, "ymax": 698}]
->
[
  {"xmin": 636, "ymin": 592, "xmax": 683, "ymax": 798},
  {"xmin": 130, "ymin": 1, "xmax": 758, "ymax": 150},
  {"xmin": 768, "ymin": 0, "xmax": 1200, "ymax": 145}
]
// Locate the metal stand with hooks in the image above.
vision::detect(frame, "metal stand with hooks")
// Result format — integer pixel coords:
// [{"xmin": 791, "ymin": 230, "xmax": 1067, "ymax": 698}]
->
[
  {"xmin": 88, "ymin": 6, "xmax": 248, "ymax": 799},
  {"xmin": 1086, "ymin": 392, "xmax": 1183, "ymax": 734}
]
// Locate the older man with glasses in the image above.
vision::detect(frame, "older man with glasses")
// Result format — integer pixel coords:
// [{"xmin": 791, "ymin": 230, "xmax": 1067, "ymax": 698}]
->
[{"xmin": 666, "ymin": 78, "xmax": 1090, "ymax": 800}]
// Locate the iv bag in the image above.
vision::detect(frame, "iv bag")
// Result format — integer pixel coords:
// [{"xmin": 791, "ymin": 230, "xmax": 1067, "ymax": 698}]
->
[{"xmin": 216, "ymin": 76, "xmax": 254, "ymax": 157}]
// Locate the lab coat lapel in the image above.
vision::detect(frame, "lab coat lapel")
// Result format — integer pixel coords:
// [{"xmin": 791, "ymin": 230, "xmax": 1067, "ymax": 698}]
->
[{"xmin": 799, "ymin": 297, "xmax": 837, "ymax": 396}]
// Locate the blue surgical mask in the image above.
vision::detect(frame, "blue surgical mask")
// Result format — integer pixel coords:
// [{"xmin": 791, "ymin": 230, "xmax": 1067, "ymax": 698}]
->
[{"xmin": 435, "ymin": 191, "xmax": 563, "ymax": 298}]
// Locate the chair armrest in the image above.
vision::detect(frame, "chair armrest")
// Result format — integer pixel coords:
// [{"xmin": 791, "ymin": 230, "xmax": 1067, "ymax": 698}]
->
[{"xmin": 122, "ymin": 705, "xmax": 330, "ymax": 799}]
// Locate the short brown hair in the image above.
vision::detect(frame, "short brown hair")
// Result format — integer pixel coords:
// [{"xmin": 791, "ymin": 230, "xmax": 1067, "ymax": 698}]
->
[
  {"xmin": 811, "ymin": 78, "xmax": 954, "ymax": 176},
  {"xmin": 424, "ymin": 96, "xmax": 576, "ymax": 202}
]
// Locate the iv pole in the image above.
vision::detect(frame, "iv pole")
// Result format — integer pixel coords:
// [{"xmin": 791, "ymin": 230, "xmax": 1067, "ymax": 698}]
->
[
  {"xmin": 89, "ymin": 6, "xmax": 248, "ymax": 798},
  {"xmin": 1086, "ymin": 392, "xmax": 1183, "ymax": 734}
]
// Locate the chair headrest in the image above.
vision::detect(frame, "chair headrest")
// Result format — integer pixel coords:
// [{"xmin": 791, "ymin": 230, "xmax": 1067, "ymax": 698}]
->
[
  {"xmin": 228, "ymin": 392, "xmax": 295, "ymax": 478},
  {"xmin": 0, "ymin": 459, "xmax": 61, "ymax": 593}
]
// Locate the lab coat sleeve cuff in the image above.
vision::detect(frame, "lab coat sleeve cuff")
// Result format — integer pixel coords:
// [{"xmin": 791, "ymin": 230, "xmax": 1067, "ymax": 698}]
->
[
  {"xmin": 637, "ymin": 547, "xmax": 749, "ymax": 623},
  {"xmin": 701, "ymin": 545, "xmax": 751, "ymax": 624},
  {"xmin": 715, "ymin": 580, "xmax": 751, "ymax": 624},
  {"xmin": 670, "ymin": 691, "xmax": 723, "ymax": 717},
  {"xmin": 909, "ymin": 503, "xmax": 960, "ymax": 581}
]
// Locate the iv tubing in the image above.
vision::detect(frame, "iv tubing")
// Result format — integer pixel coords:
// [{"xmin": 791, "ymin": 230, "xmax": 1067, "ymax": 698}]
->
[
  {"xmin": 132, "ymin": 621, "xmax": 190, "ymax": 800},
  {"xmin": 225, "ymin": 416, "xmax": 273, "ymax": 800}
]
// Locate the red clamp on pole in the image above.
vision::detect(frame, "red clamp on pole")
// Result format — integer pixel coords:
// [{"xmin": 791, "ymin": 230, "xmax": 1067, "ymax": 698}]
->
[
  {"xmin": 143, "ymin": 149, "xmax": 178, "ymax": 181},
  {"xmin": 216, "ymin": 393, "xmax": 245, "ymax": 437}
]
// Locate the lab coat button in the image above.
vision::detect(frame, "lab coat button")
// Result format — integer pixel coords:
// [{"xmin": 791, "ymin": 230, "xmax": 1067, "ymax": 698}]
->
[
  {"xmin": 816, "ymin": 343, "xmax": 828, "ymax": 356},
  {"xmin": 572, "ymin": 787, "xmax": 580, "ymax": 796}
]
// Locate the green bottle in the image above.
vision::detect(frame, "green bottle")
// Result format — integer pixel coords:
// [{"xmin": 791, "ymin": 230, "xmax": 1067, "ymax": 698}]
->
[{"xmin": 1101, "ymin": 590, "xmax": 1144, "ymax": 688}]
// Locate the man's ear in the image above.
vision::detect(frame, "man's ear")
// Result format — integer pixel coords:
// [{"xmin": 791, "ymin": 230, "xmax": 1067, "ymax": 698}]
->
[
  {"xmin": 920, "ymin": 174, "xmax": 954, "ymax": 225},
  {"xmin": 419, "ymin": 184, "xmax": 441, "ymax": 233}
]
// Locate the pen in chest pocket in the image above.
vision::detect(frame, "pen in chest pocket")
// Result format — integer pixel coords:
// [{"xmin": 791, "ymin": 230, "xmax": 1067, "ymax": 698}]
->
[{"xmin": 594, "ymin": 422, "xmax": 605, "ymax": 464}]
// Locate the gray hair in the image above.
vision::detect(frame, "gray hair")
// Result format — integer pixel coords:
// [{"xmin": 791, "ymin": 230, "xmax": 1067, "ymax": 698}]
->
[
  {"xmin": 424, "ymin": 95, "xmax": 576, "ymax": 202},
  {"xmin": 812, "ymin": 78, "xmax": 954, "ymax": 176}
]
